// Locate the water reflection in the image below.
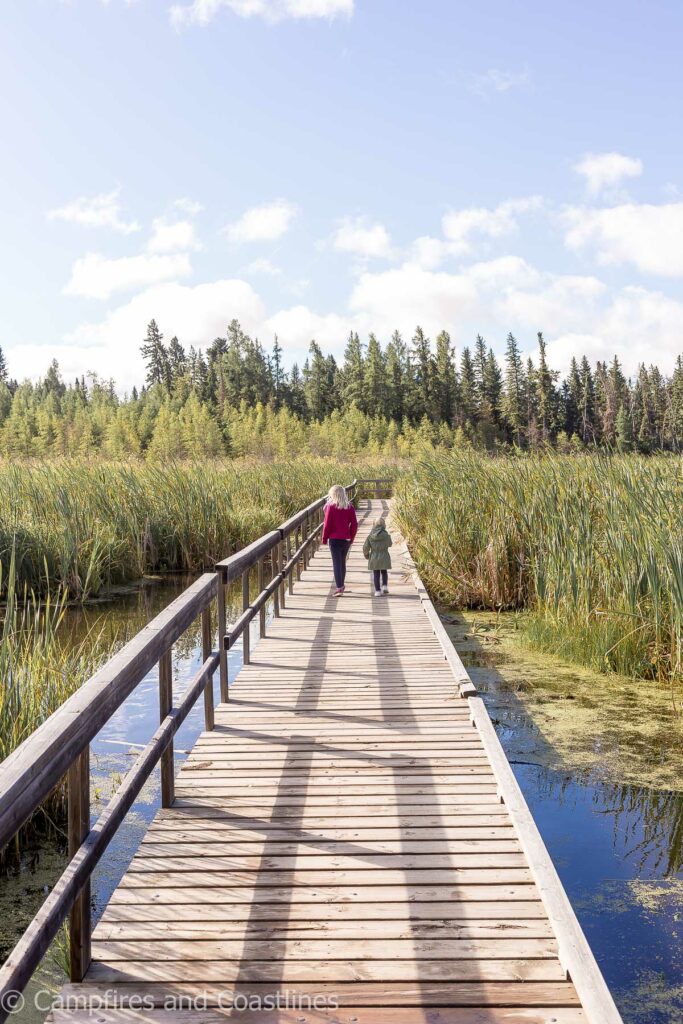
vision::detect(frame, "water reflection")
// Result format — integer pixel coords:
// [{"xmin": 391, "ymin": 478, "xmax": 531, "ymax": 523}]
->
[{"xmin": 448, "ymin": 610, "xmax": 683, "ymax": 1024}]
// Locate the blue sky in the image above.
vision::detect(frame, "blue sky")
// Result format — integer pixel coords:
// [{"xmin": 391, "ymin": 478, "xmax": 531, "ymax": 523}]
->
[{"xmin": 2, "ymin": 0, "xmax": 683, "ymax": 391}]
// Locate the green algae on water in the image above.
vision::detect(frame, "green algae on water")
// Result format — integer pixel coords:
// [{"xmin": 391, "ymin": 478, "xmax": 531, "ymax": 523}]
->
[{"xmin": 443, "ymin": 609, "xmax": 683, "ymax": 793}]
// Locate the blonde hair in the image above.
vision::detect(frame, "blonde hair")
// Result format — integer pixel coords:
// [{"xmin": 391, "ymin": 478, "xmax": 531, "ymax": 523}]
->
[{"xmin": 327, "ymin": 484, "xmax": 350, "ymax": 509}]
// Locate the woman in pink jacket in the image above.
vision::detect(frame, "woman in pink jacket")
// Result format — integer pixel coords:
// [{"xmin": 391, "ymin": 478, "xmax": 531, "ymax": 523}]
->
[{"xmin": 321, "ymin": 484, "xmax": 358, "ymax": 596}]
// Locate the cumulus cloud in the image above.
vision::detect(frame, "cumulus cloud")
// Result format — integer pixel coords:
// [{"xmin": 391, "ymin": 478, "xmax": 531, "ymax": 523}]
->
[
  {"xmin": 45, "ymin": 279, "xmax": 264, "ymax": 390},
  {"xmin": 467, "ymin": 67, "xmax": 530, "ymax": 98},
  {"xmin": 441, "ymin": 197, "xmax": 542, "ymax": 256},
  {"xmin": 332, "ymin": 217, "xmax": 392, "ymax": 259},
  {"xmin": 173, "ymin": 197, "xmax": 204, "ymax": 215},
  {"xmin": 170, "ymin": 0, "xmax": 353, "ymax": 28},
  {"xmin": 64, "ymin": 252, "xmax": 192, "ymax": 300},
  {"xmin": 146, "ymin": 217, "xmax": 201, "ymax": 254},
  {"xmin": 47, "ymin": 187, "xmax": 140, "ymax": 234},
  {"xmin": 224, "ymin": 199, "xmax": 298, "ymax": 243},
  {"xmin": 574, "ymin": 152, "xmax": 643, "ymax": 195},
  {"xmin": 244, "ymin": 257, "xmax": 283, "ymax": 276},
  {"xmin": 563, "ymin": 201, "xmax": 683, "ymax": 276}
]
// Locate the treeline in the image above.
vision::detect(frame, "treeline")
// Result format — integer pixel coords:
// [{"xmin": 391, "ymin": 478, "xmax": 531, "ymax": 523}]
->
[{"xmin": 1, "ymin": 319, "xmax": 682, "ymax": 457}]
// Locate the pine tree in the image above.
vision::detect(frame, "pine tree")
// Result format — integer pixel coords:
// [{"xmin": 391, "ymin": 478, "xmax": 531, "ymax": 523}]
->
[
  {"xmin": 167, "ymin": 336, "xmax": 187, "ymax": 385},
  {"xmin": 304, "ymin": 341, "xmax": 335, "ymax": 420},
  {"xmin": 0, "ymin": 345, "xmax": 7, "ymax": 383},
  {"xmin": 458, "ymin": 347, "xmax": 478, "ymax": 432},
  {"xmin": 615, "ymin": 404, "xmax": 634, "ymax": 452},
  {"xmin": 578, "ymin": 355, "xmax": 597, "ymax": 444},
  {"xmin": 411, "ymin": 326, "xmax": 434, "ymax": 421},
  {"xmin": 384, "ymin": 331, "xmax": 406, "ymax": 421},
  {"xmin": 502, "ymin": 333, "xmax": 526, "ymax": 446},
  {"xmin": 141, "ymin": 320, "xmax": 171, "ymax": 391},
  {"xmin": 434, "ymin": 330, "xmax": 457, "ymax": 425},
  {"xmin": 364, "ymin": 334, "xmax": 386, "ymax": 416},
  {"xmin": 341, "ymin": 332, "xmax": 365, "ymax": 410},
  {"xmin": 271, "ymin": 336, "xmax": 285, "ymax": 409},
  {"xmin": 535, "ymin": 333, "xmax": 559, "ymax": 442}
]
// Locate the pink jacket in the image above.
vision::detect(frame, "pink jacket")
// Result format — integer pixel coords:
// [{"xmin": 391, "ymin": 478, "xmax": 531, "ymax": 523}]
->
[{"xmin": 322, "ymin": 503, "xmax": 358, "ymax": 545}]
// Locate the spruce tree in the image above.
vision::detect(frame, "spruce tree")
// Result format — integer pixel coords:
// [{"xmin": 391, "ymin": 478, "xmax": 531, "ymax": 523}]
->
[
  {"xmin": 502, "ymin": 333, "xmax": 526, "ymax": 446},
  {"xmin": 364, "ymin": 334, "xmax": 387, "ymax": 416},
  {"xmin": 434, "ymin": 330, "xmax": 457, "ymax": 425},
  {"xmin": 141, "ymin": 320, "xmax": 171, "ymax": 391},
  {"xmin": 341, "ymin": 332, "xmax": 365, "ymax": 410}
]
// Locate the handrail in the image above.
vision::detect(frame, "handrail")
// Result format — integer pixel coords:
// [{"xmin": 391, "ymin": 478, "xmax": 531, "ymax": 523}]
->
[{"xmin": 0, "ymin": 477, "xmax": 361, "ymax": 1020}]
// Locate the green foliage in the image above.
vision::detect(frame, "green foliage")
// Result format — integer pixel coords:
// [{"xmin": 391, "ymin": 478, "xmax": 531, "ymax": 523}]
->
[{"xmin": 394, "ymin": 450, "xmax": 683, "ymax": 685}]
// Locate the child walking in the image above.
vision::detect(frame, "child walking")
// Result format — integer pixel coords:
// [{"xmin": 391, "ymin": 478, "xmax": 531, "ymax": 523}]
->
[
  {"xmin": 363, "ymin": 517, "xmax": 393, "ymax": 596},
  {"xmin": 322, "ymin": 484, "xmax": 358, "ymax": 596}
]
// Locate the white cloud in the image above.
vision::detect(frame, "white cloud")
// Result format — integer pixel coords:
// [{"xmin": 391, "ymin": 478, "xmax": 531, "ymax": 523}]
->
[
  {"xmin": 170, "ymin": 0, "xmax": 353, "ymax": 28},
  {"xmin": 563, "ymin": 201, "xmax": 683, "ymax": 276},
  {"xmin": 244, "ymin": 257, "xmax": 282, "ymax": 276},
  {"xmin": 47, "ymin": 188, "xmax": 140, "ymax": 234},
  {"xmin": 64, "ymin": 252, "xmax": 192, "ymax": 300},
  {"xmin": 495, "ymin": 273, "xmax": 607, "ymax": 334},
  {"xmin": 173, "ymin": 197, "xmax": 204, "ymax": 215},
  {"xmin": 45, "ymin": 279, "xmax": 264, "ymax": 391},
  {"xmin": 224, "ymin": 199, "xmax": 298, "ymax": 243},
  {"xmin": 265, "ymin": 306, "xmax": 352, "ymax": 363},
  {"xmin": 332, "ymin": 217, "xmax": 392, "ymax": 258},
  {"xmin": 349, "ymin": 264, "xmax": 481, "ymax": 339},
  {"xmin": 467, "ymin": 67, "xmax": 530, "ymax": 98},
  {"xmin": 442, "ymin": 196, "xmax": 542, "ymax": 256},
  {"xmin": 147, "ymin": 217, "xmax": 201, "ymax": 254},
  {"xmin": 574, "ymin": 152, "xmax": 643, "ymax": 195}
]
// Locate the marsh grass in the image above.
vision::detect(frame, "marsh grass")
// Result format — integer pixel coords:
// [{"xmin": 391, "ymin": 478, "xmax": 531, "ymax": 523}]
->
[
  {"xmin": 394, "ymin": 451, "xmax": 683, "ymax": 688},
  {"xmin": 0, "ymin": 459, "xmax": 396, "ymax": 599},
  {"xmin": 0, "ymin": 549, "xmax": 115, "ymax": 856}
]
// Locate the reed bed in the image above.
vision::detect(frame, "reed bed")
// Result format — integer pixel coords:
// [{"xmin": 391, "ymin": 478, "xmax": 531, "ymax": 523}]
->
[
  {"xmin": 0, "ymin": 552, "xmax": 114, "ymax": 854},
  {"xmin": 0, "ymin": 459, "xmax": 396, "ymax": 599},
  {"xmin": 393, "ymin": 451, "xmax": 683, "ymax": 686}
]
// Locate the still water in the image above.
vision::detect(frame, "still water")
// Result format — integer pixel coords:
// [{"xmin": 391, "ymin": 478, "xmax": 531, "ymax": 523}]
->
[
  {"xmin": 2, "ymin": 584, "xmax": 682, "ymax": 1023},
  {"xmin": 446, "ymin": 610, "xmax": 683, "ymax": 1024}
]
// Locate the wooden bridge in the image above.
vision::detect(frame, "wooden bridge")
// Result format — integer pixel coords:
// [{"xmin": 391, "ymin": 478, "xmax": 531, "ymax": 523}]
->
[{"xmin": 0, "ymin": 481, "xmax": 623, "ymax": 1024}]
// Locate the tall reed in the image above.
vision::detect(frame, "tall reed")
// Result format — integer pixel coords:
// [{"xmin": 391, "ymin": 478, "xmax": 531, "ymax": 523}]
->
[
  {"xmin": 393, "ymin": 451, "xmax": 683, "ymax": 686},
  {"xmin": 0, "ymin": 551, "xmax": 113, "ymax": 852},
  {"xmin": 0, "ymin": 459, "xmax": 397, "ymax": 599}
]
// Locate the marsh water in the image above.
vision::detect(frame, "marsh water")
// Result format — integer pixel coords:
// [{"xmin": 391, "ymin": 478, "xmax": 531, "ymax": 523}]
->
[
  {"xmin": 446, "ymin": 610, "xmax": 683, "ymax": 1024},
  {"xmin": 1, "ymin": 585, "xmax": 682, "ymax": 1023}
]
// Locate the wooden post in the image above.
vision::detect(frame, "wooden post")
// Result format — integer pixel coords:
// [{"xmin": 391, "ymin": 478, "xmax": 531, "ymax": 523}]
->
[
  {"xmin": 278, "ymin": 540, "xmax": 286, "ymax": 609},
  {"xmin": 302, "ymin": 514, "xmax": 308, "ymax": 570},
  {"xmin": 258, "ymin": 557, "xmax": 266, "ymax": 638},
  {"xmin": 287, "ymin": 534, "xmax": 294, "ymax": 595},
  {"xmin": 242, "ymin": 569, "xmax": 250, "ymax": 665},
  {"xmin": 295, "ymin": 526, "xmax": 301, "ymax": 582},
  {"xmin": 201, "ymin": 605, "xmax": 215, "ymax": 731},
  {"xmin": 68, "ymin": 748, "xmax": 90, "ymax": 982},
  {"xmin": 273, "ymin": 544, "xmax": 280, "ymax": 618},
  {"xmin": 159, "ymin": 648, "xmax": 174, "ymax": 808},
  {"xmin": 216, "ymin": 572, "xmax": 229, "ymax": 703}
]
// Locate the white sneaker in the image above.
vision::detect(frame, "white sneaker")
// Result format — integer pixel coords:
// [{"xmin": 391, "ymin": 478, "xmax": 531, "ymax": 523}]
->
[
  {"xmin": 382, "ymin": 586, "xmax": 389, "ymax": 594},
  {"xmin": 374, "ymin": 590, "xmax": 382, "ymax": 597}
]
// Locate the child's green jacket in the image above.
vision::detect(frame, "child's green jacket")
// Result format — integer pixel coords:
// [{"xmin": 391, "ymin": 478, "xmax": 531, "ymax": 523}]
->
[{"xmin": 363, "ymin": 523, "xmax": 393, "ymax": 570}]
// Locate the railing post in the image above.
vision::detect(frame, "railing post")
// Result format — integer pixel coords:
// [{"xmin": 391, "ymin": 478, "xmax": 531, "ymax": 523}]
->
[
  {"xmin": 279, "ymin": 539, "xmax": 286, "ymax": 609},
  {"xmin": 273, "ymin": 543, "xmax": 280, "ymax": 618},
  {"xmin": 302, "ymin": 514, "xmax": 308, "ymax": 570},
  {"xmin": 242, "ymin": 569, "xmax": 251, "ymax": 665},
  {"xmin": 201, "ymin": 605, "xmax": 215, "ymax": 731},
  {"xmin": 68, "ymin": 747, "xmax": 90, "ymax": 982},
  {"xmin": 287, "ymin": 534, "xmax": 294, "ymax": 595},
  {"xmin": 216, "ymin": 570, "xmax": 229, "ymax": 703},
  {"xmin": 159, "ymin": 648, "xmax": 174, "ymax": 807},
  {"xmin": 258, "ymin": 556, "xmax": 266, "ymax": 638},
  {"xmin": 295, "ymin": 525, "xmax": 302, "ymax": 582}
]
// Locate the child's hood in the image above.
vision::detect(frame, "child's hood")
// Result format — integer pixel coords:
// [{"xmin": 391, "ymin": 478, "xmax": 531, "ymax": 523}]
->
[{"xmin": 369, "ymin": 522, "xmax": 390, "ymax": 542}]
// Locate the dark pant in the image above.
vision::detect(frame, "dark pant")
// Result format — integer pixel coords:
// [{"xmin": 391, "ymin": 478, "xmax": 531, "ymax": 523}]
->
[
  {"xmin": 373, "ymin": 569, "xmax": 388, "ymax": 590},
  {"xmin": 329, "ymin": 539, "xmax": 350, "ymax": 588}
]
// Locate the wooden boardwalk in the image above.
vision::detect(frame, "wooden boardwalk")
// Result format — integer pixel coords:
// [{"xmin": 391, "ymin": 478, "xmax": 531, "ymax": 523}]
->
[{"xmin": 54, "ymin": 499, "xmax": 618, "ymax": 1023}]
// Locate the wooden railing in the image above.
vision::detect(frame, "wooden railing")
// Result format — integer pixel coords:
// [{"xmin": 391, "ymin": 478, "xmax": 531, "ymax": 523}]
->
[{"xmin": 0, "ymin": 477, "xmax": 394, "ymax": 1020}]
